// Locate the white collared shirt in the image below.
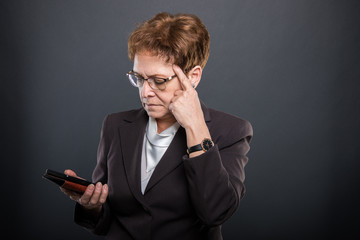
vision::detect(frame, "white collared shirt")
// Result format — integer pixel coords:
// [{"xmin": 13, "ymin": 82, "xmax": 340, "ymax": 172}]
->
[{"xmin": 141, "ymin": 117, "xmax": 180, "ymax": 194}]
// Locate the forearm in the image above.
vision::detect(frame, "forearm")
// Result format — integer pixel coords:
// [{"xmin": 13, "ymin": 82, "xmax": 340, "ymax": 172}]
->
[{"xmin": 183, "ymin": 145, "xmax": 242, "ymax": 226}]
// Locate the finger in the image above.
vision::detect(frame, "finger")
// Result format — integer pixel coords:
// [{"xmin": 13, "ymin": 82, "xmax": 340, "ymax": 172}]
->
[
  {"xmin": 170, "ymin": 90, "xmax": 183, "ymax": 103},
  {"xmin": 64, "ymin": 169, "xmax": 77, "ymax": 177},
  {"xmin": 64, "ymin": 169, "xmax": 86, "ymax": 180},
  {"xmin": 79, "ymin": 184, "xmax": 95, "ymax": 205},
  {"xmin": 60, "ymin": 186, "xmax": 71, "ymax": 195},
  {"xmin": 89, "ymin": 182, "xmax": 103, "ymax": 205},
  {"xmin": 169, "ymin": 103, "xmax": 174, "ymax": 113},
  {"xmin": 60, "ymin": 187, "xmax": 80, "ymax": 197},
  {"xmin": 173, "ymin": 90, "xmax": 183, "ymax": 97},
  {"xmin": 173, "ymin": 65, "xmax": 192, "ymax": 91},
  {"xmin": 170, "ymin": 90, "xmax": 185, "ymax": 103},
  {"xmin": 69, "ymin": 194, "xmax": 82, "ymax": 201},
  {"xmin": 98, "ymin": 184, "xmax": 108, "ymax": 204},
  {"xmin": 60, "ymin": 187, "xmax": 82, "ymax": 202},
  {"xmin": 169, "ymin": 95, "xmax": 181, "ymax": 108}
]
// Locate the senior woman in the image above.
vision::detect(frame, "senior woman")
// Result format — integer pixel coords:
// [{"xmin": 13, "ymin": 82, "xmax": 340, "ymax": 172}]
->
[{"xmin": 61, "ymin": 12, "xmax": 253, "ymax": 240}]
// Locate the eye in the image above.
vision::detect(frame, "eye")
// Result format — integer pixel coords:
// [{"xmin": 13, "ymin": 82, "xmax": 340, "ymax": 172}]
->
[{"xmin": 153, "ymin": 78, "xmax": 166, "ymax": 84}]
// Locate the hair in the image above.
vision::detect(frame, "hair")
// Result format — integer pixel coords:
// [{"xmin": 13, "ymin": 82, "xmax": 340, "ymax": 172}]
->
[{"xmin": 128, "ymin": 12, "xmax": 210, "ymax": 72}]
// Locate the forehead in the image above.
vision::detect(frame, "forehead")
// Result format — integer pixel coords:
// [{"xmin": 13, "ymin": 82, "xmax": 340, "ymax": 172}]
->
[{"xmin": 133, "ymin": 51, "xmax": 174, "ymax": 73}]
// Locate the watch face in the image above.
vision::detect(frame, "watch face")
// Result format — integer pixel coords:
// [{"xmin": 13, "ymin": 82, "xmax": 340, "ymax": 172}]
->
[{"xmin": 202, "ymin": 138, "xmax": 214, "ymax": 151}]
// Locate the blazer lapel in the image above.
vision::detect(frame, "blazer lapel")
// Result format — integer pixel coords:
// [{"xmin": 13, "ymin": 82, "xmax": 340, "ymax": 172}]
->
[
  {"xmin": 119, "ymin": 109, "xmax": 148, "ymax": 203},
  {"xmin": 144, "ymin": 127, "xmax": 187, "ymax": 194}
]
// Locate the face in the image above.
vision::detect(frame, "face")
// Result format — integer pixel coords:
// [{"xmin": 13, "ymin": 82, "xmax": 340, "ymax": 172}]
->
[{"xmin": 133, "ymin": 52, "xmax": 182, "ymax": 122}]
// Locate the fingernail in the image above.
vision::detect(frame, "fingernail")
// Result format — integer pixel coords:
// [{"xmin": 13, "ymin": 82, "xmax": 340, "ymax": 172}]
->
[{"xmin": 88, "ymin": 184, "xmax": 94, "ymax": 190}]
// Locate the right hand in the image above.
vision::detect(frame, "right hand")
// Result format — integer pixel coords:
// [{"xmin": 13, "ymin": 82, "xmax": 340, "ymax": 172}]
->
[{"xmin": 60, "ymin": 169, "xmax": 108, "ymax": 213}]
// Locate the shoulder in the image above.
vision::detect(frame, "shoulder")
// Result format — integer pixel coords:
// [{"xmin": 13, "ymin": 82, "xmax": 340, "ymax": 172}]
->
[
  {"xmin": 103, "ymin": 108, "xmax": 146, "ymax": 128},
  {"xmin": 104, "ymin": 108, "xmax": 143, "ymax": 124},
  {"xmin": 207, "ymin": 108, "xmax": 253, "ymax": 148}
]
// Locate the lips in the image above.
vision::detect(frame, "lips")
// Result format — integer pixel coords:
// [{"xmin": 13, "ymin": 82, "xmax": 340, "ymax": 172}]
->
[
  {"xmin": 142, "ymin": 99, "xmax": 162, "ymax": 108},
  {"xmin": 143, "ymin": 101, "xmax": 159, "ymax": 106},
  {"xmin": 143, "ymin": 102, "xmax": 161, "ymax": 108}
]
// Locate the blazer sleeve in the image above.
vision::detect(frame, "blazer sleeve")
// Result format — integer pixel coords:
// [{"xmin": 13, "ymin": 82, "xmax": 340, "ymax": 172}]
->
[
  {"xmin": 182, "ymin": 118, "xmax": 253, "ymax": 227},
  {"xmin": 74, "ymin": 115, "xmax": 112, "ymax": 235}
]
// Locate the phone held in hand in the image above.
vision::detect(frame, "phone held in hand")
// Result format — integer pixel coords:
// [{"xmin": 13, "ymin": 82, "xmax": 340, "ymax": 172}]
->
[{"xmin": 43, "ymin": 169, "xmax": 93, "ymax": 194}]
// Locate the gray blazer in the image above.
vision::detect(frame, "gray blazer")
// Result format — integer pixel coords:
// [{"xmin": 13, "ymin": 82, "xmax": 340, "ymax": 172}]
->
[{"xmin": 75, "ymin": 103, "xmax": 253, "ymax": 240}]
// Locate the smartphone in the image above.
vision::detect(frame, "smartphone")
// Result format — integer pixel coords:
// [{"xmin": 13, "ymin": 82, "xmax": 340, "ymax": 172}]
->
[{"xmin": 43, "ymin": 169, "xmax": 93, "ymax": 194}]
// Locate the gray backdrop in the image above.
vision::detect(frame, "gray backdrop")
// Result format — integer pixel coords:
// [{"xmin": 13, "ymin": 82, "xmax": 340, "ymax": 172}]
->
[{"xmin": 2, "ymin": 0, "xmax": 360, "ymax": 239}]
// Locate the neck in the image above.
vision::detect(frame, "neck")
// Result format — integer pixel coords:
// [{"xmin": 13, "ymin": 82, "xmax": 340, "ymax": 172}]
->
[{"xmin": 155, "ymin": 116, "xmax": 177, "ymax": 134}]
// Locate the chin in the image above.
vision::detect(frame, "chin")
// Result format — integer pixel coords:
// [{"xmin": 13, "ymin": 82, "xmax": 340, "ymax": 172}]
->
[
  {"xmin": 145, "ymin": 109, "xmax": 171, "ymax": 120},
  {"xmin": 145, "ymin": 110, "xmax": 164, "ymax": 119}
]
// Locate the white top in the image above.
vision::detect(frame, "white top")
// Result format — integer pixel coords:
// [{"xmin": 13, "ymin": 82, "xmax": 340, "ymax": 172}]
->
[{"xmin": 141, "ymin": 117, "xmax": 180, "ymax": 194}]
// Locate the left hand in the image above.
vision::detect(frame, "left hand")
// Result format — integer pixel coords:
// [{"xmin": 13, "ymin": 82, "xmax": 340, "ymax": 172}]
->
[{"xmin": 169, "ymin": 65, "xmax": 204, "ymax": 130}]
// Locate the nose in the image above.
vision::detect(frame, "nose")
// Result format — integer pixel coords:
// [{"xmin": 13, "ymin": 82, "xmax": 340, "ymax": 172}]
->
[{"xmin": 141, "ymin": 80, "xmax": 155, "ymax": 98}]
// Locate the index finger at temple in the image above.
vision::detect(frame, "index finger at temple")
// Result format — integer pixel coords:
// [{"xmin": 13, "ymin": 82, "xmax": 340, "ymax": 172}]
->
[{"xmin": 173, "ymin": 65, "xmax": 192, "ymax": 90}]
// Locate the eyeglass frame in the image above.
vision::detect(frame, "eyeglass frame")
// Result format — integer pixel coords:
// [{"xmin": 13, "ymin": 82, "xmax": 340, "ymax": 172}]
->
[{"xmin": 126, "ymin": 70, "xmax": 177, "ymax": 91}]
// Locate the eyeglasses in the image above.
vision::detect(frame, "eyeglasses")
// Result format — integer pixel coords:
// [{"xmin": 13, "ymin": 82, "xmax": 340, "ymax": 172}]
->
[{"xmin": 126, "ymin": 70, "xmax": 177, "ymax": 91}]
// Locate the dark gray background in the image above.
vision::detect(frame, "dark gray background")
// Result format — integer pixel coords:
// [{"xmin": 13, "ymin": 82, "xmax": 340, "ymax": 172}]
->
[{"xmin": 2, "ymin": 0, "xmax": 360, "ymax": 239}]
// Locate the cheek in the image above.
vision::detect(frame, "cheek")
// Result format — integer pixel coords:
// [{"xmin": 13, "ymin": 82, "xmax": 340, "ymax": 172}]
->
[
  {"xmin": 138, "ymin": 89, "xmax": 143, "ymax": 105},
  {"xmin": 159, "ymin": 92, "xmax": 176, "ymax": 106}
]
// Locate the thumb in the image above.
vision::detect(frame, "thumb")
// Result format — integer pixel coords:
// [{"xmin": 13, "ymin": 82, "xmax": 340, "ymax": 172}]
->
[{"xmin": 65, "ymin": 169, "xmax": 78, "ymax": 177}]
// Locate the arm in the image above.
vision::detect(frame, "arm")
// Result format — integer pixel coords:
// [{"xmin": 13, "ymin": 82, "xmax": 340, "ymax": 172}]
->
[
  {"xmin": 73, "ymin": 115, "xmax": 113, "ymax": 235},
  {"xmin": 170, "ymin": 65, "xmax": 253, "ymax": 226},
  {"xmin": 183, "ymin": 125, "xmax": 252, "ymax": 226},
  {"xmin": 169, "ymin": 65, "xmax": 210, "ymax": 157}
]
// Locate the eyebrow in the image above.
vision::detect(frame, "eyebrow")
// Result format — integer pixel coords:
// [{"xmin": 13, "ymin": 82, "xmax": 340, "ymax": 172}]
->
[
  {"xmin": 132, "ymin": 70, "xmax": 168, "ymax": 79},
  {"xmin": 132, "ymin": 71, "xmax": 144, "ymax": 78}
]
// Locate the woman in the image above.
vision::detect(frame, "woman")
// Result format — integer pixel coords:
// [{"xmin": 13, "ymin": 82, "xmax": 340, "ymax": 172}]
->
[{"xmin": 61, "ymin": 12, "xmax": 253, "ymax": 240}]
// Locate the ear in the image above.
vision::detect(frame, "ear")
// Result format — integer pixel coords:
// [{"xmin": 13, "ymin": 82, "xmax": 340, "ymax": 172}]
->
[{"xmin": 187, "ymin": 65, "xmax": 202, "ymax": 88}]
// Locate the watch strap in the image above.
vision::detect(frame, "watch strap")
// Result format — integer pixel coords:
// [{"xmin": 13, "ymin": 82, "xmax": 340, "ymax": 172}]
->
[
  {"xmin": 187, "ymin": 144, "xmax": 203, "ymax": 154},
  {"xmin": 187, "ymin": 138, "xmax": 214, "ymax": 154}
]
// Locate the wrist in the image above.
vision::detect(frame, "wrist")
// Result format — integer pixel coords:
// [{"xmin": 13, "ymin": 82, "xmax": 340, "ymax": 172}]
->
[
  {"xmin": 81, "ymin": 204, "xmax": 102, "ymax": 216},
  {"xmin": 187, "ymin": 138, "xmax": 214, "ymax": 154},
  {"xmin": 185, "ymin": 122, "xmax": 211, "ymax": 148}
]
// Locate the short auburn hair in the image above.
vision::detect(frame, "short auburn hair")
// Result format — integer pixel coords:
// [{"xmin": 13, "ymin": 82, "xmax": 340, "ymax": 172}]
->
[{"xmin": 128, "ymin": 12, "xmax": 210, "ymax": 72}]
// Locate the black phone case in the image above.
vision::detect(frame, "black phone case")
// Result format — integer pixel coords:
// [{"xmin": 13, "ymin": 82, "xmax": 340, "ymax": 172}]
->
[{"xmin": 43, "ymin": 169, "xmax": 93, "ymax": 193}]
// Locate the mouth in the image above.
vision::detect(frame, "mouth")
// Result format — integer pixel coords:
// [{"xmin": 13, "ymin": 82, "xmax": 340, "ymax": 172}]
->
[{"xmin": 144, "ymin": 103, "xmax": 161, "ymax": 107}]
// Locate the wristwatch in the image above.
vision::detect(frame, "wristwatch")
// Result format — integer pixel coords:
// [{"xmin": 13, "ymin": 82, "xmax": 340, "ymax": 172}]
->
[{"xmin": 187, "ymin": 138, "xmax": 214, "ymax": 154}]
